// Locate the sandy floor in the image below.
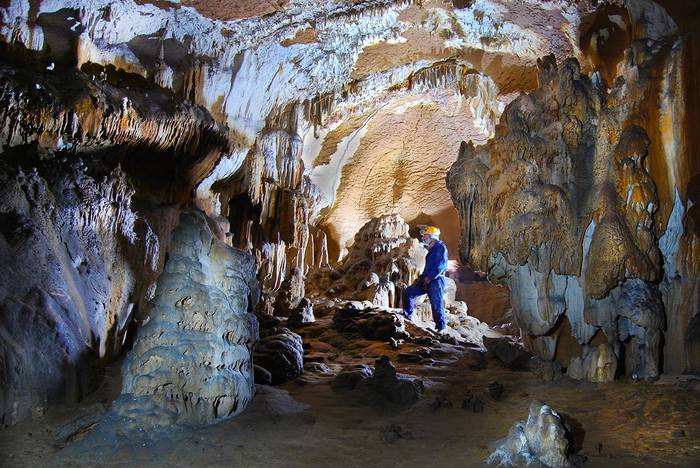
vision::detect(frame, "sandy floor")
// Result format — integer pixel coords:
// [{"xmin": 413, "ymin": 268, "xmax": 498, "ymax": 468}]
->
[{"xmin": 2, "ymin": 314, "xmax": 700, "ymax": 468}]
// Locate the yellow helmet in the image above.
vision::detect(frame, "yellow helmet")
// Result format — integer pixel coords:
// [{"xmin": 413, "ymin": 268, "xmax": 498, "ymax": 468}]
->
[{"xmin": 421, "ymin": 226, "xmax": 441, "ymax": 237}]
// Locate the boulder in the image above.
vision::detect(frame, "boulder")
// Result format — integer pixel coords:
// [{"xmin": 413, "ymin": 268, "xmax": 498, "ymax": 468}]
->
[
  {"xmin": 332, "ymin": 303, "xmax": 407, "ymax": 341},
  {"xmin": 331, "ymin": 364, "xmax": 373, "ymax": 390},
  {"xmin": 287, "ymin": 297, "xmax": 315, "ymax": 328},
  {"xmin": 254, "ymin": 328, "xmax": 304, "ymax": 385},
  {"xmin": 487, "ymin": 401, "xmax": 575, "ymax": 467},
  {"xmin": 363, "ymin": 356, "xmax": 424, "ymax": 405},
  {"xmin": 484, "ymin": 336, "xmax": 532, "ymax": 370}
]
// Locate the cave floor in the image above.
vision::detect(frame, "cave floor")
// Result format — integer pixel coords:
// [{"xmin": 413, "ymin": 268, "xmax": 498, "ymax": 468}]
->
[{"xmin": 2, "ymin": 314, "xmax": 700, "ymax": 468}]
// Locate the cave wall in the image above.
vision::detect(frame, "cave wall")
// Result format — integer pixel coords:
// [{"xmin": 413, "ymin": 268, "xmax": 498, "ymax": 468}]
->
[
  {"xmin": 0, "ymin": 50, "xmax": 228, "ymax": 423},
  {"xmin": 447, "ymin": 8, "xmax": 699, "ymax": 378}
]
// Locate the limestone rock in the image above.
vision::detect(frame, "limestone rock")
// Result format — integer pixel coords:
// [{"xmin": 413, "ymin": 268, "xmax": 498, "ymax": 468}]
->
[
  {"xmin": 120, "ymin": 210, "xmax": 259, "ymax": 426},
  {"xmin": 483, "ymin": 336, "xmax": 532, "ymax": 370},
  {"xmin": 331, "ymin": 364, "xmax": 373, "ymax": 390},
  {"xmin": 530, "ymin": 358, "xmax": 563, "ymax": 382},
  {"xmin": 0, "ymin": 161, "xmax": 167, "ymax": 425},
  {"xmin": 254, "ymin": 328, "xmax": 304, "ymax": 385},
  {"xmin": 446, "ymin": 51, "xmax": 686, "ymax": 381},
  {"xmin": 332, "ymin": 303, "xmax": 407, "ymax": 341},
  {"xmin": 487, "ymin": 401, "xmax": 575, "ymax": 467},
  {"xmin": 274, "ymin": 267, "xmax": 305, "ymax": 317},
  {"xmin": 286, "ymin": 297, "xmax": 315, "ymax": 328},
  {"xmin": 566, "ymin": 343, "xmax": 619, "ymax": 383},
  {"xmin": 253, "ymin": 365, "xmax": 273, "ymax": 386},
  {"xmin": 362, "ymin": 356, "xmax": 424, "ymax": 405}
]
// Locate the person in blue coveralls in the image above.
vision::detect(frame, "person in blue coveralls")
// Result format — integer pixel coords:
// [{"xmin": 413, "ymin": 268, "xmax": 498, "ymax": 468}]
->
[{"xmin": 402, "ymin": 225, "xmax": 448, "ymax": 332}]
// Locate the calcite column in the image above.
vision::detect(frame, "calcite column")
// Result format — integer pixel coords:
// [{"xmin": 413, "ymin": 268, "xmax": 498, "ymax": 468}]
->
[{"xmin": 121, "ymin": 210, "xmax": 259, "ymax": 425}]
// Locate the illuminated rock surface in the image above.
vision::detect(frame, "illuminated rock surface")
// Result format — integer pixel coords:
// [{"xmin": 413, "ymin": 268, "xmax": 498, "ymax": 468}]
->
[
  {"xmin": 120, "ymin": 210, "xmax": 259, "ymax": 425},
  {"xmin": 447, "ymin": 21, "xmax": 700, "ymax": 380},
  {"xmin": 0, "ymin": 0, "xmax": 698, "ymax": 465}
]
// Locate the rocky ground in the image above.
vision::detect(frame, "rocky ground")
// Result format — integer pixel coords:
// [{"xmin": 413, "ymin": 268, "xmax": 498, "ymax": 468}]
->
[{"xmin": 1, "ymin": 302, "xmax": 700, "ymax": 468}]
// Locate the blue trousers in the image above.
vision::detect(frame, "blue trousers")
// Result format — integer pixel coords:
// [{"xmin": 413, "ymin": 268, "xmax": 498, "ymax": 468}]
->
[{"xmin": 402, "ymin": 276, "xmax": 446, "ymax": 331}]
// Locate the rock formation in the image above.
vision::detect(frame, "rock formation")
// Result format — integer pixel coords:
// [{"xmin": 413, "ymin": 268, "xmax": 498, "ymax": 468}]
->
[
  {"xmin": 274, "ymin": 267, "xmax": 306, "ymax": 317},
  {"xmin": 0, "ymin": 160, "xmax": 162, "ymax": 425},
  {"xmin": 254, "ymin": 311, "xmax": 305, "ymax": 385},
  {"xmin": 253, "ymin": 328, "xmax": 305, "ymax": 386},
  {"xmin": 486, "ymin": 401, "xmax": 576, "ymax": 467},
  {"xmin": 0, "ymin": 0, "xmax": 697, "ymax": 434},
  {"xmin": 120, "ymin": 210, "xmax": 259, "ymax": 426},
  {"xmin": 447, "ymin": 4, "xmax": 700, "ymax": 378},
  {"xmin": 332, "ymin": 356, "xmax": 424, "ymax": 405},
  {"xmin": 306, "ymin": 214, "xmax": 423, "ymax": 303}
]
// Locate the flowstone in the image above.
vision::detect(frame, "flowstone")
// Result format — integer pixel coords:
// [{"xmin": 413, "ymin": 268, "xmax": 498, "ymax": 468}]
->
[
  {"xmin": 119, "ymin": 210, "xmax": 259, "ymax": 426},
  {"xmin": 447, "ymin": 53, "xmax": 677, "ymax": 381}
]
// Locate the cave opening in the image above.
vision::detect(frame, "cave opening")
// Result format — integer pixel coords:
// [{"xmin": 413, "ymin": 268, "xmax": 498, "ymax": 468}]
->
[{"xmin": 1, "ymin": 0, "xmax": 699, "ymax": 466}]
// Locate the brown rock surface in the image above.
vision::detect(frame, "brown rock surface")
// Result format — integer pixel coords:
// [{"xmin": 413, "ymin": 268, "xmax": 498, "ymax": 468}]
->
[{"xmin": 448, "ymin": 8, "xmax": 699, "ymax": 379}]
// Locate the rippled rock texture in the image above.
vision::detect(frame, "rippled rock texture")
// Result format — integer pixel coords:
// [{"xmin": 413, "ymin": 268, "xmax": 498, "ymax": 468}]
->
[
  {"xmin": 120, "ymin": 210, "xmax": 259, "ymax": 425},
  {"xmin": 448, "ymin": 18, "xmax": 699, "ymax": 379}
]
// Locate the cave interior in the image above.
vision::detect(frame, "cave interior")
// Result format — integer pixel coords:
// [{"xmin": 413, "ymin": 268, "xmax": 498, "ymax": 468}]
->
[{"xmin": 1, "ymin": 0, "xmax": 700, "ymax": 466}]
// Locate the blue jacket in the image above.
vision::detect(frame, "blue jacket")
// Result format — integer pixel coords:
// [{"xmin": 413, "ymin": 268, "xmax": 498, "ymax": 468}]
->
[{"xmin": 421, "ymin": 239, "xmax": 448, "ymax": 280}]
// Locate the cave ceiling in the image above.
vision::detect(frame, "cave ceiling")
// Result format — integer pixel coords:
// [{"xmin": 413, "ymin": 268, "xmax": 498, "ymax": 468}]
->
[{"xmin": 0, "ymin": 0, "xmax": 676, "ymax": 257}]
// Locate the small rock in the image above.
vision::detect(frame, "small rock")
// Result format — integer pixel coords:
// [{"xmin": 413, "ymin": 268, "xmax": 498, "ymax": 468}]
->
[
  {"xmin": 366, "ymin": 356, "xmax": 424, "ymax": 404},
  {"xmin": 411, "ymin": 336, "xmax": 439, "ymax": 346},
  {"xmin": 429, "ymin": 396, "xmax": 453, "ymax": 411},
  {"xmin": 398, "ymin": 352, "xmax": 423, "ymax": 363},
  {"xmin": 331, "ymin": 365, "xmax": 372, "ymax": 390},
  {"xmin": 287, "ymin": 298, "xmax": 315, "ymax": 328},
  {"xmin": 531, "ymin": 357, "xmax": 563, "ymax": 381},
  {"xmin": 380, "ymin": 424, "xmax": 403, "ymax": 444},
  {"xmin": 438, "ymin": 333, "xmax": 460, "ymax": 345},
  {"xmin": 487, "ymin": 400, "xmax": 574, "ymax": 467},
  {"xmin": 483, "ymin": 336, "xmax": 532, "ymax": 370},
  {"xmin": 462, "ymin": 395, "xmax": 484, "ymax": 413},
  {"xmin": 487, "ymin": 381, "xmax": 504, "ymax": 401},
  {"xmin": 303, "ymin": 362, "xmax": 333, "ymax": 375}
]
